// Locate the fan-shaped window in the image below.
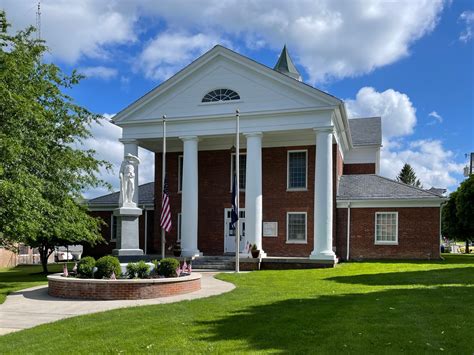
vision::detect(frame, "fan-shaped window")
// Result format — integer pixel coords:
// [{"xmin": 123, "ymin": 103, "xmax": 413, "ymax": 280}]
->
[{"xmin": 202, "ymin": 88, "xmax": 240, "ymax": 103}]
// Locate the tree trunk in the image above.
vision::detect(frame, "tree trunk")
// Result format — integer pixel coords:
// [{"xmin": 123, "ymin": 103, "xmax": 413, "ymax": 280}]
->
[
  {"xmin": 466, "ymin": 240, "xmax": 470, "ymax": 254},
  {"xmin": 39, "ymin": 245, "xmax": 53, "ymax": 274}
]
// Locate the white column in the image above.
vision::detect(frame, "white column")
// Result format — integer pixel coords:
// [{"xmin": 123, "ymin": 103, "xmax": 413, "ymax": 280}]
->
[
  {"xmin": 245, "ymin": 132, "xmax": 265, "ymax": 256},
  {"xmin": 310, "ymin": 128, "xmax": 336, "ymax": 261},
  {"xmin": 180, "ymin": 136, "xmax": 200, "ymax": 257},
  {"xmin": 122, "ymin": 140, "xmax": 139, "ymax": 206}
]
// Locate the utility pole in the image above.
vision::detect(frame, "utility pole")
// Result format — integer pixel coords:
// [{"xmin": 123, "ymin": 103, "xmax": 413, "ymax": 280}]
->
[{"xmin": 36, "ymin": 2, "xmax": 41, "ymax": 40}]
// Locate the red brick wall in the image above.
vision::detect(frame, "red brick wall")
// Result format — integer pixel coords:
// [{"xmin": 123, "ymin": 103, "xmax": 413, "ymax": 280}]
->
[
  {"xmin": 48, "ymin": 276, "xmax": 201, "ymax": 300},
  {"xmin": 343, "ymin": 163, "xmax": 376, "ymax": 174},
  {"xmin": 155, "ymin": 146, "xmax": 325, "ymax": 257},
  {"xmin": 335, "ymin": 207, "xmax": 441, "ymax": 260}
]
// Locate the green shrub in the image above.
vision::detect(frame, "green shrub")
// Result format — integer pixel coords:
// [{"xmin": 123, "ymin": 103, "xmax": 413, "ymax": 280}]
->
[
  {"xmin": 136, "ymin": 260, "xmax": 151, "ymax": 278},
  {"xmin": 77, "ymin": 256, "xmax": 96, "ymax": 278},
  {"xmin": 158, "ymin": 258, "xmax": 180, "ymax": 278},
  {"xmin": 126, "ymin": 262, "xmax": 139, "ymax": 279},
  {"xmin": 95, "ymin": 255, "xmax": 121, "ymax": 279}
]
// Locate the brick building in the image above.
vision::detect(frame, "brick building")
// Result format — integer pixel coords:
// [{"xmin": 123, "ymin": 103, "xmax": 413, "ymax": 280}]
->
[{"xmin": 87, "ymin": 45, "xmax": 445, "ymax": 264}]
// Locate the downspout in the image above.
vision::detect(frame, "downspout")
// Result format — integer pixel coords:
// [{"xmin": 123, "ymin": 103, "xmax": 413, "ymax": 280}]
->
[
  {"xmin": 346, "ymin": 202, "xmax": 351, "ymax": 261},
  {"xmin": 143, "ymin": 205, "xmax": 148, "ymax": 255}
]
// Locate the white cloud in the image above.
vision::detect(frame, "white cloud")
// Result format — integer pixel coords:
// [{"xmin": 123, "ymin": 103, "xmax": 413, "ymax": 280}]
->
[
  {"xmin": 346, "ymin": 87, "xmax": 462, "ymax": 189},
  {"xmin": 81, "ymin": 114, "xmax": 154, "ymax": 199},
  {"xmin": 380, "ymin": 139, "xmax": 464, "ymax": 189},
  {"xmin": 145, "ymin": 0, "xmax": 446, "ymax": 83},
  {"xmin": 79, "ymin": 66, "xmax": 118, "ymax": 80},
  {"xmin": 2, "ymin": 0, "xmax": 137, "ymax": 63},
  {"xmin": 346, "ymin": 87, "xmax": 417, "ymax": 138},
  {"xmin": 459, "ymin": 10, "xmax": 474, "ymax": 42},
  {"xmin": 428, "ymin": 110, "xmax": 443, "ymax": 124},
  {"xmin": 2, "ymin": 0, "xmax": 446, "ymax": 83},
  {"xmin": 138, "ymin": 32, "xmax": 225, "ymax": 80}
]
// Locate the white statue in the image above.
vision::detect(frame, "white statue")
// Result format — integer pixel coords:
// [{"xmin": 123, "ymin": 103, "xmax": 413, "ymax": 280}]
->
[{"xmin": 119, "ymin": 153, "xmax": 140, "ymax": 207}]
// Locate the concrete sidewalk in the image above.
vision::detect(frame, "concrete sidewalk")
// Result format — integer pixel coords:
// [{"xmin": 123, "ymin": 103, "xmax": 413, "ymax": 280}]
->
[{"xmin": 0, "ymin": 272, "xmax": 235, "ymax": 336}]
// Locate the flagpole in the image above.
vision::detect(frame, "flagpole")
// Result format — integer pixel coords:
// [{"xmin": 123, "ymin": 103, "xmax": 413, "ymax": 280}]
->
[
  {"xmin": 161, "ymin": 115, "xmax": 167, "ymax": 259},
  {"xmin": 235, "ymin": 109, "xmax": 240, "ymax": 273}
]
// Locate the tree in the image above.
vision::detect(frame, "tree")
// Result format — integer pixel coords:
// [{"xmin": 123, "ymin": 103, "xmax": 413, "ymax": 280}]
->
[
  {"xmin": 442, "ymin": 175, "xmax": 474, "ymax": 253},
  {"xmin": 396, "ymin": 163, "xmax": 422, "ymax": 188},
  {"xmin": 0, "ymin": 12, "xmax": 111, "ymax": 272}
]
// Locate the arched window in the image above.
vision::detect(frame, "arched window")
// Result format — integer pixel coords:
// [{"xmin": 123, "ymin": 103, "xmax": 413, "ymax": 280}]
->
[{"xmin": 202, "ymin": 88, "xmax": 240, "ymax": 103}]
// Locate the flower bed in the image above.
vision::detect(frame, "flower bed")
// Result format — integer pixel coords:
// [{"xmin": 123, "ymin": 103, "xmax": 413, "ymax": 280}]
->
[{"xmin": 47, "ymin": 273, "xmax": 201, "ymax": 300}]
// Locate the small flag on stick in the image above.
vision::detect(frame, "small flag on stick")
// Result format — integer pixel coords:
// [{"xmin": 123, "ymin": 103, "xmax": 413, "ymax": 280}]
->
[{"xmin": 160, "ymin": 175, "xmax": 172, "ymax": 232}]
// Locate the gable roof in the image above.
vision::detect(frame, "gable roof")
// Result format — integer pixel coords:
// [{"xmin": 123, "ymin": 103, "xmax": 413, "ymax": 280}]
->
[
  {"xmin": 112, "ymin": 45, "xmax": 342, "ymax": 124},
  {"xmin": 88, "ymin": 182, "xmax": 154, "ymax": 207},
  {"xmin": 348, "ymin": 117, "xmax": 382, "ymax": 146},
  {"xmin": 274, "ymin": 45, "xmax": 302, "ymax": 81},
  {"xmin": 337, "ymin": 175, "xmax": 444, "ymax": 200}
]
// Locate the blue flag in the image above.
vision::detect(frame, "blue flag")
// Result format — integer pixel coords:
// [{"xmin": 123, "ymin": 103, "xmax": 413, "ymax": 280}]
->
[{"xmin": 230, "ymin": 173, "xmax": 239, "ymax": 229}]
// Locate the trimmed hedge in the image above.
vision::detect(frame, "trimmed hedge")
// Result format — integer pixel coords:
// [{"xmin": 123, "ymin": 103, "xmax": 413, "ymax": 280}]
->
[
  {"xmin": 77, "ymin": 256, "xmax": 96, "ymax": 278},
  {"xmin": 95, "ymin": 255, "xmax": 121, "ymax": 279},
  {"xmin": 158, "ymin": 258, "xmax": 180, "ymax": 278},
  {"xmin": 126, "ymin": 262, "xmax": 139, "ymax": 279},
  {"xmin": 136, "ymin": 260, "xmax": 150, "ymax": 278}
]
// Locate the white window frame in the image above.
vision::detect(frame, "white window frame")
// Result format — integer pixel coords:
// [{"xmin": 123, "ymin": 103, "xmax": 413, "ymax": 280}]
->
[
  {"xmin": 374, "ymin": 212, "xmax": 399, "ymax": 245},
  {"xmin": 178, "ymin": 155, "xmax": 183, "ymax": 193},
  {"xmin": 177, "ymin": 213, "xmax": 182, "ymax": 242},
  {"xmin": 287, "ymin": 150, "xmax": 308, "ymax": 191},
  {"xmin": 110, "ymin": 214, "xmax": 117, "ymax": 242},
  {"xmin": 230, "ymin": 152, "xmax": 247, "ymax": 192},
  {"xmin": 286, "ymin": 212, "xmax": 307, "ymax": 244}
]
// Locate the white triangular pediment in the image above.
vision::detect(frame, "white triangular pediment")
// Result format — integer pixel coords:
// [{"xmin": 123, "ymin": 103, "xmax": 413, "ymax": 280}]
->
[{"xmin": 114, "ymin": 46, "xmax": 340, "ymax": 123}]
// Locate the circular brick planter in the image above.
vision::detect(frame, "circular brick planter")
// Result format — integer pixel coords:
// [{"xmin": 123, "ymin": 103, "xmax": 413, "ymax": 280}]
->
[{"xmin": 47, "ymin": 273, "xmax": 201, "ymax": 300}]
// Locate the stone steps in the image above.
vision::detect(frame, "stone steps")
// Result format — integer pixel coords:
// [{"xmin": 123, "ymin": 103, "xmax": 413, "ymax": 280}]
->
[{"xmin": 190, "ymin": 256, "xmax": 234, "ymax": 270}]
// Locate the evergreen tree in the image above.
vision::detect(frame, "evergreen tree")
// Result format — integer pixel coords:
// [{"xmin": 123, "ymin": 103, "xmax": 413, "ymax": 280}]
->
[
  {"xmin": 396, "ymin": 163, "xmax": 422, "ymax": 188},
  {"xmin": 0, "ymin": 12, "xmax": 111, "ymax": 272}
]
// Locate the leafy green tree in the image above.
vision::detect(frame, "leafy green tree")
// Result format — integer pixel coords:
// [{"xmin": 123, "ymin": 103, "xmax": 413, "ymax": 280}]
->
[
  {"xmin": 0, "ymin": 12, "xmax": 111, "ymax": 272},
  {"xmin": 396, "ymin": 163, "xmax": 422, "ymax": 188},
  {"xmin": 442, "ymin": 175, "xmax": 474, "ymax": 253}
]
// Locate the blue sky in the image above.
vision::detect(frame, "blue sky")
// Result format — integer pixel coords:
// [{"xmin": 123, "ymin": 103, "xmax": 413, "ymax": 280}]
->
[{"xmin": 2, "ymin": 0, "xmax": 473, "ymax": 197}]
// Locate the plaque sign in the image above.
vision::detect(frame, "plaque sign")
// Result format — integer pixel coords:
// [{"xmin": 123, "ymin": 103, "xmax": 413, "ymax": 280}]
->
[{"xmin": 263, "ymin": 222, "xmax": 278, "ymax": 237}]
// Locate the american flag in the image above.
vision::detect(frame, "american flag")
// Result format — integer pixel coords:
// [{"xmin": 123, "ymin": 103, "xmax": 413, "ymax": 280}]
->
[{"xmin": 160, "ymin": 175, "xmax": 172, "ymax": 232}]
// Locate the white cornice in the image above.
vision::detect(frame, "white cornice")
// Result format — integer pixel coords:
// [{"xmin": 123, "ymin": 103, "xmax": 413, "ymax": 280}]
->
[
  {"xmin": 115, "ymin": 106, "xmax": 337, "ymax": 127},
  {"xmin": 336, "ymin": 198, "xmax": 446, "ymax": 208}
]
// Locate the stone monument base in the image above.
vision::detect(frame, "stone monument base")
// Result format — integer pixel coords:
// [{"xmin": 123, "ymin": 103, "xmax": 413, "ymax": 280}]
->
[{"xmin": 112, "ymin": 206, "xmax": 144, "ymax": 257}]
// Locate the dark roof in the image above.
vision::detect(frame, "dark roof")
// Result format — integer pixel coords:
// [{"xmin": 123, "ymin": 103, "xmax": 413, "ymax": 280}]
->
[
  {"xmin": 337, "ymin": 175, "xmax": 444, "ymax": 200},
  {"xmin": 273, "ymin": 45, "xmax": 302, "ymax": 81},
  {"xmin": 427, "ymin": 187, "xmax": 447, "ymax": 196},
  {"xmin": 88, "ymin": 182, "xmax": 154, "ymax": 206},
  {"xmin": 349, "ymin": 117, "xmax": 382, "ymax": 146}
]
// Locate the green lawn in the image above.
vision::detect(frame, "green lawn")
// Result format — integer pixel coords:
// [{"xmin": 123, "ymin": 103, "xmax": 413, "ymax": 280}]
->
[
  {"xmin": 0, "ymin": 263, "xmax": 66, "ymax": 304},
  {"xmin": 0, "ymin": 255, "xmax": 473, "ymax": 353}
]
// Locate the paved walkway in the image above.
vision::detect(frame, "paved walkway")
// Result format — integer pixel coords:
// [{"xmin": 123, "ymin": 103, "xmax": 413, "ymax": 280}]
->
[{"xmin": 0, "ymin": 272, "xmax": 235, "ymax": 336}]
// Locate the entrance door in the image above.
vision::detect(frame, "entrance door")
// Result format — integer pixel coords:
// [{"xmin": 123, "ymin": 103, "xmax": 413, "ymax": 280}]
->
[{"xmin": 224, "ymin": 208, "xmax": 246, "ymax": 253}]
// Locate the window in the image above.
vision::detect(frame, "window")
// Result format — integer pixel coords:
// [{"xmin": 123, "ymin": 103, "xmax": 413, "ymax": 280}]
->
[
  {"xmin": 231, "ymin": 153, "xmax": 246, "ymax": 190},
  {"xmin": 286, "ymin": 212, "xmax": 307, "ymax": 243},
  {"xmin": 202, "ymin": 88, "xmax": 240, "ymax": 103},
  {"xmin": 177, "ymin": 213, "xmax": 182, "ymax": 242},
  {"xmin": 111, "ymin": 215, "xmax": 118, "ymax": 242},
  {"xmin": 375, "ymin": 212, "xmax": 398, "ymax": 245},
  {"xmin": 178, "ymin": 155, "xmax": 183, "ymax": 192},
  {"xmin": 287, "ymin": 150, "xmax": 307, "ymax": 190}
]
